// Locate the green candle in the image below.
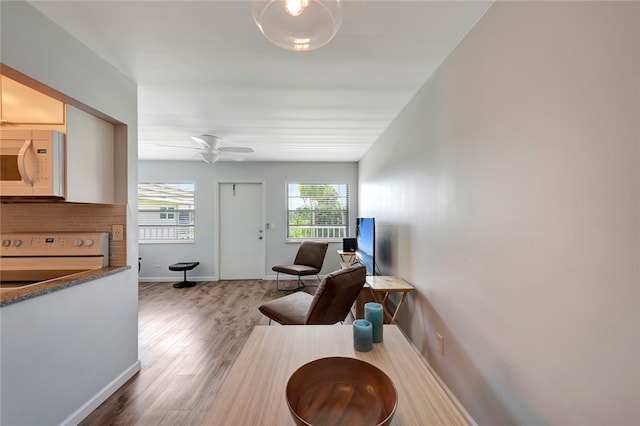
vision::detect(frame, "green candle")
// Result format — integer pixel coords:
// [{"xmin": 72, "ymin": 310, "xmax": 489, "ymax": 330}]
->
[
  {"xmin": 365, "ymin": 302, "xmax": 384, "ymax": 343},
  {"xmin": 352, "ymin": 319, "xmax": 373, "ymax": 352}
]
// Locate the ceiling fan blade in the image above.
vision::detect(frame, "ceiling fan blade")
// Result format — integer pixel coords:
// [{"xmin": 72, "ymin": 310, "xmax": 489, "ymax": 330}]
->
[
  {"xmin": 190, "ymin": 136, "xmax": 210, "ymax": 149},
  {"xmin": 160, "ymin": 144, "xmax": 201, "ymax": 150},
  {"xmin": 220, "ymin": 152, "xmax": 246, "ymax": 161},
  {"xmin": 191, "ymin": 134, "xmax": 220, "ymax": 149},
  {"xmin": 218, "ymin": 147, "xmax": 254, "ymax": 153}
]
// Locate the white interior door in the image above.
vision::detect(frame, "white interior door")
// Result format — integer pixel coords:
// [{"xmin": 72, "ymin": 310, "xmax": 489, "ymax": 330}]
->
[{"xmin": 219, "ymin": 183, "xmax": 265, "ymax": 279}]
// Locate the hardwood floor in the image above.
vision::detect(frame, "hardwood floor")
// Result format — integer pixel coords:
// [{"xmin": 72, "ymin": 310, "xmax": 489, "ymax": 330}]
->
[{"xmin": 80, "ymin": 279, "xmax": 314, "ymax": 426}]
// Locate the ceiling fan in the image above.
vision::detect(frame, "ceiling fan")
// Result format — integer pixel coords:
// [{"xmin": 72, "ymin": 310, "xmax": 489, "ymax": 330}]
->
[{"xmin": 170, "ymin": 134, "xmax": 254, "ymax": 164}]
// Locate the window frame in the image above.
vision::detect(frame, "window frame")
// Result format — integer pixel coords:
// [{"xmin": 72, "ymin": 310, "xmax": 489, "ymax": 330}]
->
[
  {"xmin": 138, "ymin": 182, "xmax": 196, "ymax": 244},
  {"xmin": 285, "ymin": 182, "xmax": 349, "ymax": 242}
]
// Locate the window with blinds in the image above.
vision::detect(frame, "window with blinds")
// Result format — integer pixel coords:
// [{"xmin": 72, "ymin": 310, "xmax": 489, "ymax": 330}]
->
[
  {"xmin": 286, "ymin": 183, "xmax": 349, "ymax": 240},
  {"xmin": 138, "ymin": 183, "xmax": 195, "ymax": 242}
]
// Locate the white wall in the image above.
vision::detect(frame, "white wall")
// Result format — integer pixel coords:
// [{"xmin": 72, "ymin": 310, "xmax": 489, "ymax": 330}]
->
[
  {"xmin": 0, "ymin": 2, "xmax": 139, "ymax": 424},
  {"xmin": 0, "ymin": 0, "xmax": 138, "ymax": 261},
  {"xmin": 359, "ymin": 2, "xmax": 639, "ymax": 425},
  {"xmin": 0, "ymin": 274, "xmax": 140, "ymax": 426},
  {"xmin": 138, "ymin": 160, "xmax": 358, "ymax": 281}
]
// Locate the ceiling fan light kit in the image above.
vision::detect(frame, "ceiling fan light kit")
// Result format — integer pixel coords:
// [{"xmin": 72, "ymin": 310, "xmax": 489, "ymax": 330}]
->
[
  {"xmin": 251, "ymin": 0, "xmax": 343, "ymax": 52},
  {"xmin": 199, "ymin": 151, "xmax": 221, "ymax": 164}
]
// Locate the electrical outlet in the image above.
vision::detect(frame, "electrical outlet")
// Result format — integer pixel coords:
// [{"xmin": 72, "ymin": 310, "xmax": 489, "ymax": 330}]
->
[
  {"xmin": 437, "ymin": 333, "xmax": 444, "ymax": 356},
  {"xmin": 154, "ymin": 261, "xmax": 161, "ymax": 268},
  {"xmin": 112, "ymin": 224, "xmax": 124, "ymax": 241}
]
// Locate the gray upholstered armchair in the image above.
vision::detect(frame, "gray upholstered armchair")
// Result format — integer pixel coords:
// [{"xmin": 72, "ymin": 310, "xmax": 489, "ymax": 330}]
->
[
  {"xmin": 259, "ymin": 264, "xmax": 366, "ymax": 325},
  {"xmin": 272, "ymin": 240, "xmax": 329, "ymax": 291}
]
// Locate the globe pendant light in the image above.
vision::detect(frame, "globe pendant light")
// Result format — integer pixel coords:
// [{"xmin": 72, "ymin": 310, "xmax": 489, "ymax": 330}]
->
[{"xmin": 252, "ymin": 0, "xmax": 343, "ymax": 52}]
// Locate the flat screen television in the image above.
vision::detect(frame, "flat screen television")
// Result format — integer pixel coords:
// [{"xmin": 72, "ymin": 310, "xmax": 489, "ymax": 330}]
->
[{"xmin": 356, "ymin": 217, "xmax": 375, "ymax": 276}]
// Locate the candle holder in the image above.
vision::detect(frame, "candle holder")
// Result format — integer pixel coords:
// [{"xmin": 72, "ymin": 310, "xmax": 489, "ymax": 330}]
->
[
  {"xmin": 352, "ymin": 319, "xmax": 373, "ymax": 352},
  {"xmin": 365, "ymin": 302, "xmax": 384, "ymax": 343}
]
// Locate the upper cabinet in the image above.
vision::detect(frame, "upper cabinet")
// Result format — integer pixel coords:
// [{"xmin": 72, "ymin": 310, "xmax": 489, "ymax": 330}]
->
[
  {"xmin": 1, "ymin": 73, "xmax": 119, "ymax": 205},
  {"xmin": 1, "ymin": 75, "xmax": 65, "ymax": 127},
  {"xmin": 66, "ymin": 106, "xmax": 115, "ymax": 204}
]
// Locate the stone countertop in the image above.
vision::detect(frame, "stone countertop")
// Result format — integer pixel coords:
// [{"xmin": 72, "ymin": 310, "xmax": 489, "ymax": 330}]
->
[{"xmin": 0, "ymin": 266, "xmax": 131, "ymax": 307}]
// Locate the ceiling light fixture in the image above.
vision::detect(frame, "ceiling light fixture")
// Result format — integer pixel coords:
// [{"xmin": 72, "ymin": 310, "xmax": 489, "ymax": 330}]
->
[
  {"xmin": 252, "ymin": 0, "xmax": 343, "ymax": 52},
  {"xmin": 199, "ymin": 151, "xmax": 220, "ymax": 164}
]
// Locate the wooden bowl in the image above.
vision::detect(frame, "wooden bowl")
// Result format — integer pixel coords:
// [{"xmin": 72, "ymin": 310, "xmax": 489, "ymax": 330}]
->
[{"xmin": 286, "ymin": 357, "xmax": 398, "ymax": 426}]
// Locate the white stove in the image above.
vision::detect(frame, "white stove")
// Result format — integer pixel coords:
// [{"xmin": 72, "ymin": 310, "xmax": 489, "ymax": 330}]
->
[{"xmin": 0, "ymin": 232, "xmax": 109, "ymax": 284}]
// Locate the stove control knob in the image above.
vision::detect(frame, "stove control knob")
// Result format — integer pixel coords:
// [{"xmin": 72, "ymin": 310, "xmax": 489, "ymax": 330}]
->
[
  {"xmin": 12, "ymin": 239, "xmax": 22, "ymax": 247},
  {"xmin": 74, "ymin": 239, "xmax": 84, "ymax": 247},
  {"xmin": 2, "ymin": 239, "xmax": 11, "ymax": 247},
  {"xmin": 84, "ymin": 239, "xmax": 94, "ymax": 247}
]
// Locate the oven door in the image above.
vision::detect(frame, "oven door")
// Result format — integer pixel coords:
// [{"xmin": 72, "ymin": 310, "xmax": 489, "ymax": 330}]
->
[
  {"xmin": 0, "ymin": 256, "xmax": 105, "ymax": 282},
  {"xmin": 0, "ymin": 268, "xmax": 88, "ymax": 283}
]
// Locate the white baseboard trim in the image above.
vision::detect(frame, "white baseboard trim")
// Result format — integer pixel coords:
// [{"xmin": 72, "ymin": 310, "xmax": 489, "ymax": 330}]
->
[
  {"xmin": 138, "ymin": 276, "xmax": 216, "ymax": 282},
  {"xmin": 138, "ymin": 274, "xmax": 324, "ymax": 283},
  {"xmin": 138, "ymin": 275, "xmax": 325, "ymax": 282},
  {"xmin": 60, "ymin": 360, "xmax": 141, "ymax": 426},
  {"xmin": 264, "ymin": 274, "xmax": 324, "ymax": 281}
]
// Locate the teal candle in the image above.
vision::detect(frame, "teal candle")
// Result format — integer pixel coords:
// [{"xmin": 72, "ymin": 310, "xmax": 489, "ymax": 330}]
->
[
  {"xmin": 352, "ymin": 319, "xmax": 373, "ymax": 352},
  {"xmin": 365, "ymin": 302, "xmax": 384, "ymax": 343}
]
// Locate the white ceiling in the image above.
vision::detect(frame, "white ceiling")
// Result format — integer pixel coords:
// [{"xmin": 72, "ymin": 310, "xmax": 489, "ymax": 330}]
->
[{"xmin": 29, "ymin": 1, "xmax": 491, "ymax": 163}]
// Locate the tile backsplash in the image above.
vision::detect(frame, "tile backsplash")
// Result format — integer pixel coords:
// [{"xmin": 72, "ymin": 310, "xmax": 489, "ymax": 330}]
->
[{"xmin": 0, "ymin": 203, "xmax": 127, "ymax": 267}]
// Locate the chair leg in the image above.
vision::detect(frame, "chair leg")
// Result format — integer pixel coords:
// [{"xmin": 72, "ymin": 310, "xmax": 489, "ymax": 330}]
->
[
  {"xmin": 276, "ymin": 272, "xmax": 306, "ymax": 291},
  {"xmin": 293, "ymin": 275, "xmax": 322, "ymax": 291},
  {"xmin": 289, "ymin": 276, "xmax": 305, "ymax": 292}
]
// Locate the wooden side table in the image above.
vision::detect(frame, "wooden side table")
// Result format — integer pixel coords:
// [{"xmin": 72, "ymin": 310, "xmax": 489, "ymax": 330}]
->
[
  {"xmin": 366, "ymin": 276, "xmax": 414, "ymax": 324},
  {"xmin": 337, "ymin": 249, "xmax": 357, "ymax": 268}
]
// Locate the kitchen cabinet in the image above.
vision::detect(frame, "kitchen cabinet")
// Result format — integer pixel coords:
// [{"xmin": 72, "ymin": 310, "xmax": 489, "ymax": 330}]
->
[
  {"xmin": 0, "ymin": 75, "xmax": 65, "ymax": 126},
  {"xmin": 66, "ymin": 105, "xmax": 115, "ymax": 204},
  {"xmin": 1, "ymin": 74, "xmax": 120, "ymax": 204}
]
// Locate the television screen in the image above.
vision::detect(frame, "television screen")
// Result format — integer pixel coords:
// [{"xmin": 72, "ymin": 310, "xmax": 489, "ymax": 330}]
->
[{"xmin": 356, "ymin": 217, "xmax": 375, "ymax": 276}]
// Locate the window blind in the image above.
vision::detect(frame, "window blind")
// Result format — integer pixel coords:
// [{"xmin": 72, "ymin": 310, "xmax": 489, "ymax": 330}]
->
[
  {"xmin": 286, "ymin": 183, "xmax": 349, "ymax": 240},
  {"xmin": 138, "ymin": 183, "xmax": 195, "ymax": 242}
]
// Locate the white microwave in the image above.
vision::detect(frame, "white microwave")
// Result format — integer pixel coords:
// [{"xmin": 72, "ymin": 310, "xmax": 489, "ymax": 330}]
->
[{"xmin": 0, "ymin": 129, "xmax": 65, "ymax": 198}]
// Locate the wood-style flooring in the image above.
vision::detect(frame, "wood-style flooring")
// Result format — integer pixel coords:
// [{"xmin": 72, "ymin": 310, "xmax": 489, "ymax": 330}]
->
[{"xmin": 80, "ymin": 279, "xmax": 315, "ymax": 426}]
